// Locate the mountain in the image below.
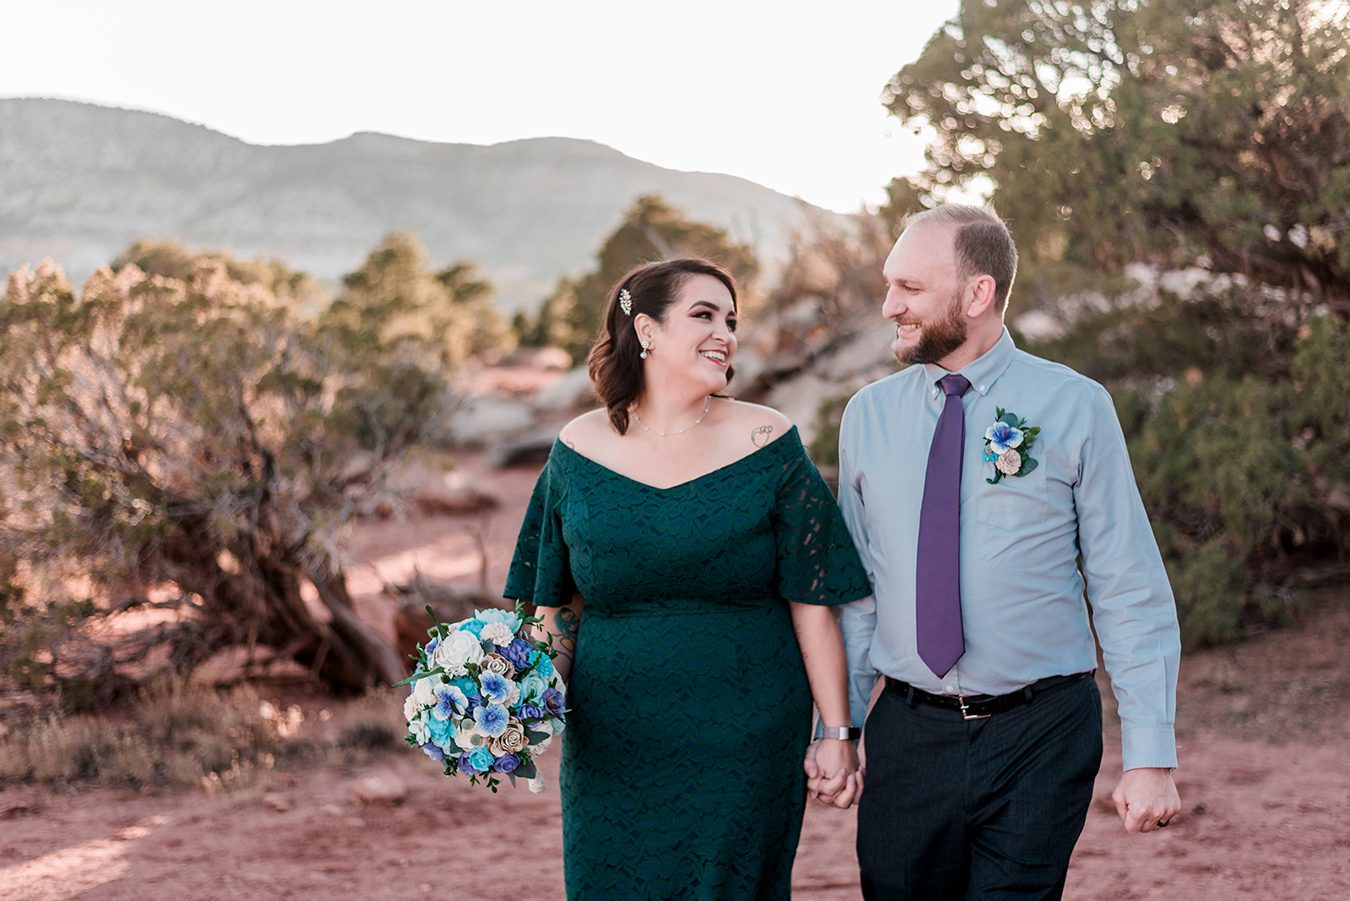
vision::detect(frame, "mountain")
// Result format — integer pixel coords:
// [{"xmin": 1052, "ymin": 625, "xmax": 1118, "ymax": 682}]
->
[{"xmin": 0, "ymin": 98, "xmax": 838, "ymax": 309}]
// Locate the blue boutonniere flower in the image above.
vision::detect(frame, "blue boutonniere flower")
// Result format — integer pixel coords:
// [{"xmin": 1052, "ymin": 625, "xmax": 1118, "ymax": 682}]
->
[{"xmin": 981, "ymin": 408, "xmax": 1041, "ymax": 484}]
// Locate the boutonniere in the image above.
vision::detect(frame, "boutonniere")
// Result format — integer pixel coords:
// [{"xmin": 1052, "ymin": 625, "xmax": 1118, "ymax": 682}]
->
[{"xmin": 982, "ymin": 408, "xmax": 1040, "ymax": 484}]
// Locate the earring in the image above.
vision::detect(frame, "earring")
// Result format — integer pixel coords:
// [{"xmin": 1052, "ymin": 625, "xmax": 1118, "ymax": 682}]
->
[{"xmin": 639, "ymin": 340, "xmax": 651, "ymax": 360}]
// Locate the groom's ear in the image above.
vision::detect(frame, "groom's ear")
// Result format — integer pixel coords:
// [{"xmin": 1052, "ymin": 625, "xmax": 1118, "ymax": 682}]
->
[{"xmin": 965, "ymin": 274, "xmax": 998, "ymax": 318}]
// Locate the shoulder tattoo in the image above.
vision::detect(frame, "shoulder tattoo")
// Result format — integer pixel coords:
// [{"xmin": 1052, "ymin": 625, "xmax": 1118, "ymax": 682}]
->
[{"xmin": 751, "ymin": 425, "xmax": 774, "ymax": 447}]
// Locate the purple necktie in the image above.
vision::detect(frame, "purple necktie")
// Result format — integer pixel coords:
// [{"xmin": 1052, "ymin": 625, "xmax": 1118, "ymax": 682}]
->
[{"xmin": 916, "ymin": 373, "xmax": 971, "ymax": 677}]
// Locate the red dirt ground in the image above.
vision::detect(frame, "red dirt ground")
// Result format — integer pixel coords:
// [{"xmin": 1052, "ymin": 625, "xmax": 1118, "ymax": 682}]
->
[{"xmin": 1, "ymin": 452, "xmax": 1347, "ymax": 900}]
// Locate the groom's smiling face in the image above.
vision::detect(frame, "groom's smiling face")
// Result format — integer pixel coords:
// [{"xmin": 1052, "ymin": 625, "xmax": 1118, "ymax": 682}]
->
[{"xmin": 882, "ymin": 223, "xmax": 971, "ymax": 367}]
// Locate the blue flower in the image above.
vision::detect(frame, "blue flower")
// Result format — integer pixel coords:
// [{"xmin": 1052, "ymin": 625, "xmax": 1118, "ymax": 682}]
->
[
  {"xmin": 479, "ymin": 672, "xmax": 518, "ymax": 706},
  {"xmin": 984, "ymin": 421, "xmax": 1025, "ymax": 454},
  {"xmin": 422, "ymin": 743, "xmax": 446, "ymax": 764},
  {"xmin": 433, "ymin": 685, "xmax": 469, "ymax": 720},
  {"xmin": 459, "ymin": 620, "xmax": 484, "ymax": 637},
  {"xmin": 981, "ymin": 449, "xmax": 998, "ymax": 462},
  {"xmin": 517, "ymin": 704, "xmax": 547, "ymax": 722},
  {"xmin": 493, "ymin": 753, "xmax": 521, "ymax": 774},
  {"xmin": 424, "ymin": 636, "xmax": 439, "ymax": 658},
  {"xmin": 458, "ymin": 751, "xmax": 482, "ymax": 774},
  {"xmin": 502, "ymin": 638, "xmax": 533, "ymax": 671},
  {"xmin": 542, "ymin": 687, "xmax": 566, "ymax": 717},
  {"xmin": 473, "ymin": 703, "xmax": 511, "ymax": 737},
  {"xmin": 529, "ymin": 650, "xmax": 555, "ymax": 679}
]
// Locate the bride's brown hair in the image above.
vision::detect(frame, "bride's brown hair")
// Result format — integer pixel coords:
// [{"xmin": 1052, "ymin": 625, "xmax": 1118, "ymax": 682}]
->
[{"xmin": 587, "ymin": 258, "xmax": 738, "ymax": 435}]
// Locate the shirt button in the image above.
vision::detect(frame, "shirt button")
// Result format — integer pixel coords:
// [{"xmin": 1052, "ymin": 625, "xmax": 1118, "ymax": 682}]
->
[{"xmin": 979, "ymin": 384, "xmax": 987, "ymax": 392}]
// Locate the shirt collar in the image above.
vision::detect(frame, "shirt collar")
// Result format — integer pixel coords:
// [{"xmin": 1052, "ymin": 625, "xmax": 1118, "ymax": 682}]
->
[{"xmin": 921, "ymin": 327, "xmax": 1017, "ymax": 398}]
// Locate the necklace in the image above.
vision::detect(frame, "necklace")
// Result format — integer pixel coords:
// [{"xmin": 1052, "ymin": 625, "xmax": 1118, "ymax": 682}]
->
[{"xmin": 632, "ymin": 396, "xmax": 711, "ymax": 437}]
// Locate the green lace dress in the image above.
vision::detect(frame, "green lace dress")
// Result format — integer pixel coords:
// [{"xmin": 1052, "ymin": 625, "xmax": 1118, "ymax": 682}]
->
[{"xmin": 504, "ymin": 426, "xmax": 871, "ymax": 900}]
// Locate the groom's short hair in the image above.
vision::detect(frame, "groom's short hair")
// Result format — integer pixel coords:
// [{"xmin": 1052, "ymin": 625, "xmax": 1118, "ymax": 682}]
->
[{"xmin": 903, "ymin": 205, "xmax": 1018, "ymax": 311}]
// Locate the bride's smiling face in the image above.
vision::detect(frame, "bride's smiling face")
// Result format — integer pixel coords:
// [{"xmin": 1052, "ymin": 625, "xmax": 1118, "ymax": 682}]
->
[{"xmin": 638, "ymin": 274, "xmax": 738, "ymax": 392}]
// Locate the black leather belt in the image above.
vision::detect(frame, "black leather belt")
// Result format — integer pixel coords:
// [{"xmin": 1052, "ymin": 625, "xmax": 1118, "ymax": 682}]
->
[{"xmin": 884, "ymin": 672, "xmax": 1093, "ymax": 720}]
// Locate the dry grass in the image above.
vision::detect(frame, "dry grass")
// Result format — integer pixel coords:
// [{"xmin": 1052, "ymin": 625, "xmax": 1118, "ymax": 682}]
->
[{"xmin": 0, "ymin": 680, "xmax": 405, "ymax": 792}]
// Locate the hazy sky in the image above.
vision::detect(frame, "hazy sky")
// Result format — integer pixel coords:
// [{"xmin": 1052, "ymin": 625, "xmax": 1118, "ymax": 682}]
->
[{"xmin": 1, "ymin": 0, "xmax": 960, "ymax": 212}]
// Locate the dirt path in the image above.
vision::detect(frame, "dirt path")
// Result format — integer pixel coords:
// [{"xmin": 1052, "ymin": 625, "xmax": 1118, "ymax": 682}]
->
[{"xmin": 2, "ymin": 454, "xmax": 1347, "ymax": 900}]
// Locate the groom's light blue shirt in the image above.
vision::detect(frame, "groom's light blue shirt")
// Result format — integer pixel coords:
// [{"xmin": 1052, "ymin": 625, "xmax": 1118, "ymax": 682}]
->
[{"xmin": 837, "ymin": 328, "xmax": 1180, "ymax": 770}]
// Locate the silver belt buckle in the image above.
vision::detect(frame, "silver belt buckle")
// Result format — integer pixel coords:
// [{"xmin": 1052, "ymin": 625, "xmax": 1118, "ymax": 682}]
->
[{"xmin": 958, "ymin": 695, "xmax": 991, "ymax": 721}]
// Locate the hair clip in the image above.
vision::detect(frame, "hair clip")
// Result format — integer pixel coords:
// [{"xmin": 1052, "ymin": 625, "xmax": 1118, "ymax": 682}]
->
[{"xmin": 618, "ymin": 288, "xmax": 632, "ymax": 316}]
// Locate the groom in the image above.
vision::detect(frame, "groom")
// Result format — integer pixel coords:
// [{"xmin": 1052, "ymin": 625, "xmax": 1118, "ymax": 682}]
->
[{"xmin": 816, "ymin": 204, "xmax": 1181, "ymax": 899}]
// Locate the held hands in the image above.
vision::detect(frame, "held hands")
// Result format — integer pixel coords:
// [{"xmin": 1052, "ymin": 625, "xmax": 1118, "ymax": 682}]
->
[
  {"xmin": 1113, "ymin": 767, "xmax": 1181, "ymax": 833},
  {"xmin": 803, "ymin": 739, "xmax": 863, "ymax": 808}
]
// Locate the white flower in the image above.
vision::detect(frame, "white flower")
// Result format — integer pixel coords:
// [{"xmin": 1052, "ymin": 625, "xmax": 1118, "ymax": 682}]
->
[
  {"xmin": 402, "ymin": 693, "xmax": 421, "ymax": 722},
  {"xmin": 454, "ymin": 725, "xmax": 486, "ymax": 750},
  {"xmin": 411, "ymin": 676, "xmax": 437, "ymax": 707},
  {"xmin": 408, "ymin": 715, "xmax": 430, "ymax": 744},
  {"xmin": 433, "ymin": 630, "xmax": 484, "ymax": 676},
  {"xmin": 479, "ymin": 622, "xmax": 514, "ymax": 646}
]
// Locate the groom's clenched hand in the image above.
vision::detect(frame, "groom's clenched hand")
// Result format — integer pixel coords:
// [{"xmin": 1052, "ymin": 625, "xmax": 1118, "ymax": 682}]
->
[
  {"xmin": 804, "ymin": 740, "xmax": 863, "ymax": 808},
  {"xmin": 1113, "ymin": 767, "xmax": 1181, "ymax": 833}
]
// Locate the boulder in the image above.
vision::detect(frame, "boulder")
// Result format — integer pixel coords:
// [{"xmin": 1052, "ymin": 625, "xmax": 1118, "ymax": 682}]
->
[
  {"xmin": 532, "ymin": 366, "xmax": 596, "ymax": 412},
  {"xmin": 449, "ymin": 395, "xmax": 536, "ymax": 446}
]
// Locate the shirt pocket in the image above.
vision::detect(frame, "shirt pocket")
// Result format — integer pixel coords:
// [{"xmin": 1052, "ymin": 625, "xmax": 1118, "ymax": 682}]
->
[{"xmin": 973, "ymin": 460, "xmax": 1051, "ymax": 530}]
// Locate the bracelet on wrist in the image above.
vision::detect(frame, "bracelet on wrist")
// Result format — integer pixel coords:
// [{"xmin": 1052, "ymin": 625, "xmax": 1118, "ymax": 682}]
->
[{"xmin": 819, "ymin": 726, "xmax": 862, "ymax": 741}]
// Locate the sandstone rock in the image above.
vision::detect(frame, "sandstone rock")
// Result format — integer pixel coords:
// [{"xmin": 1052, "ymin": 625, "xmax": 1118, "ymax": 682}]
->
[
  {"xmin": 499, "ymin": 346, "xmax": 574, "ymax": 371},
  {"xmin": 354, "ymin": 773, "xmax": 408, "ymax": 806},
  {"xmin": 413, "ymin": 485, "xmax": 498, "ymax": 517},
  {"xmin": 261, "ymin": 792, "xmax": 292, "ymax": 813}
]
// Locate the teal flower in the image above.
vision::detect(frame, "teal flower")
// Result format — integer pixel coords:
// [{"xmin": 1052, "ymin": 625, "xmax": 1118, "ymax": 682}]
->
[{"xmin": 530, "ymin": 650, "xmax": 555, "ymax": 679}]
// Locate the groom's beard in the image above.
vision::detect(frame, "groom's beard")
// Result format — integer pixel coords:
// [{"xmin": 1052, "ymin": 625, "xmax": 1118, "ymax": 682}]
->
[{"xmin": 894, "ymin": 291, "xmax": 967, "ymax": 365}]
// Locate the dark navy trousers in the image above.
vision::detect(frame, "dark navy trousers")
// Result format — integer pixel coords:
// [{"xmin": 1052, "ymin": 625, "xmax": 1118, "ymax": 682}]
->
[{"xmin": 857, "ymin": 676, "xmax": 1102, "ymax": 900}]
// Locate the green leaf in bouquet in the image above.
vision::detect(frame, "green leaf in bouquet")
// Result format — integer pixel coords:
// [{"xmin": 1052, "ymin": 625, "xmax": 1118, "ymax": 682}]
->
[
  {"xmin": 393, "ymin": 664, "xmax": 446, "ymax": 688},
  {"xmin": 524, "ymin": 728, "xmax": 550, "ymax": 744},
  {"xmin": 426, "ymin": 605, "xmax": 451, "ymax": 639},
  {"xmin": 999, "ymin": 412, "xmax": 1021, "ymax": 428},
  {"xmin": 514, "ymin": 759, "xmax": 538, "ymax": 779},
  {"xmin": 1018, "ymin": 457, "xmax": 1038, "ymax": 475}
]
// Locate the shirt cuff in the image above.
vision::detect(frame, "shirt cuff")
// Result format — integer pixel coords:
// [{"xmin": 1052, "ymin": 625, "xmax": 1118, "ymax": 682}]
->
[{"xmin": 1121, "ymin": 725, "xmax": 1178, "ymax": 771}]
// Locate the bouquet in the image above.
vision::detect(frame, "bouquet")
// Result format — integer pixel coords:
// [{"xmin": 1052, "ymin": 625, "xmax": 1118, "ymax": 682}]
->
[{"xmin": 400, "ymin": 601, "xmax": 567, "ymax": 792}]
